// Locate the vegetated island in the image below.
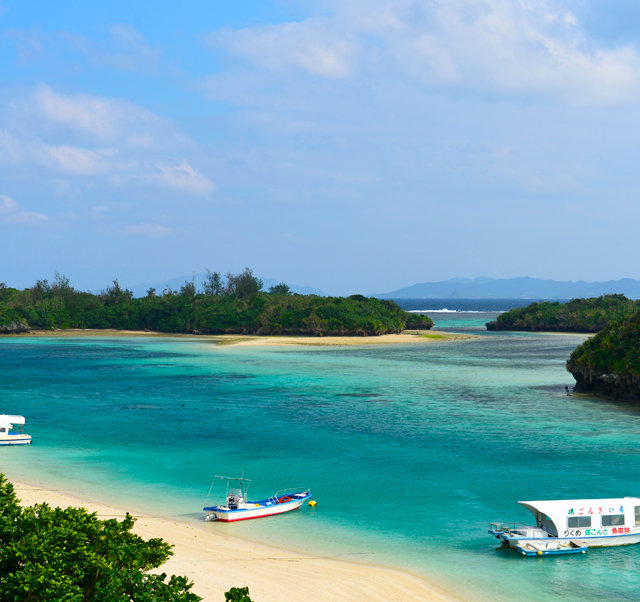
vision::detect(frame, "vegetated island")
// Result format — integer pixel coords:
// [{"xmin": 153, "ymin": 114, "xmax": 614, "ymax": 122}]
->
[
  {"xmin": 0, "ymin": 269, "xmax": 433, "ymax": 337},
  {"xmin": 485, "ymin": 294, "xmax": 639, "ymax": 333},
  {"xmin": 567, "ymin": 310, "xmax": 640, "ymax": 400}
]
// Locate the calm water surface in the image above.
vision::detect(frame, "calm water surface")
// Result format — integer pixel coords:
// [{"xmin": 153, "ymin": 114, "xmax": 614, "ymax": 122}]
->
[{"xmin": 2, "ymin": 316, "xmax": 640, "ymax": 602}]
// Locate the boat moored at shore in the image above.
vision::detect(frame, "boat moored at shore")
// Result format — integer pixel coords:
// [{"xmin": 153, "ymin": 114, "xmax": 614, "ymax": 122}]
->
[
  {"xmin": 204, "ymin": 476, "xmax": 312, "ymax": 522},
  {"xmin": 0, "ymin": 415, "xmax": 32, "ymax": 446},
  {"xmin": 490, "ymin": 497, "xmax": 640, "ymax": 552}
]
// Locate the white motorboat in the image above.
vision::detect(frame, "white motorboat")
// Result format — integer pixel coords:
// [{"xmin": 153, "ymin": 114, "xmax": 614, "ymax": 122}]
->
[
  {"xmin": 490, "ymin": 497, "xmax": 640, "ymax": 552},
  {"xmin": 0, "ymin": 415, "xmax": 32, "ymax": 446},
  {"xmin": 204, "ymin": 475, "xmax": 312, "ymax": 522}
]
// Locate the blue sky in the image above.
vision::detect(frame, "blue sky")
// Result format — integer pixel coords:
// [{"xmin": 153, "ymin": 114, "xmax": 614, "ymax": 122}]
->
[{"xmin": 2, "ymin": 0, "xmax": 640, "ymax": 295}]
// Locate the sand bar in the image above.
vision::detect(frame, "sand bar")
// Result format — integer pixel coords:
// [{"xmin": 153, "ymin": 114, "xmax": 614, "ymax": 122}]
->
[
  {"xmin": 11, "ymin": 481, "xmax": 462, "ymax": 602},
  {"xmin": 4, "ymin": 329, "xmax": 478, "ymax": 346}
]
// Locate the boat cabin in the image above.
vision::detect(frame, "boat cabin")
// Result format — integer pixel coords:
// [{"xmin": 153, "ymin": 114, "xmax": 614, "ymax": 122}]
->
[
  {"xmin": 0, "ymin": 415, "xmax": 26, "ymax": 436},
  {"xmin": 519, "ymin": 498, "xmax": 640, "ymax": 538}
]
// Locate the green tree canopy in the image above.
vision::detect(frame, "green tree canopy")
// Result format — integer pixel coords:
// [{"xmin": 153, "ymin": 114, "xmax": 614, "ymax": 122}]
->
[
  {"xmin": 486, "ymin": 294, "xmax": 639, "ymax": 333},
  {"xmin": 0, "ymin": 474, "xmax": 201, "ymax": 602},
  {"xmin": 0, "ymin": 271, "xmax": 434, "ymax": 336}
]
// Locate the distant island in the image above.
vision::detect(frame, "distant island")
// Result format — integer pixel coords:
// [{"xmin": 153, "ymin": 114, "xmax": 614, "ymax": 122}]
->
[
  {"xmin": 567, "ymin": 311, "xmax": 640, "ymax": 400},
  {"xmin": 486, "ymin": 295, "xmax": 640, "ymax": 332},
  {"xmin": 376, "ymin": 277, "xmax": 640, "ymax": 299},
  {"xmin": 0, "ymin": 269, "xmax": 433, "ymax": 337}
]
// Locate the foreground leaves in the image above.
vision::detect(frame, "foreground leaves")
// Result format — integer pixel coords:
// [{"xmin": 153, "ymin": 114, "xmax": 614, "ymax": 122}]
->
[{"xmin": 0, "ymin": 475, "xmax": 201, "ymax": 602}]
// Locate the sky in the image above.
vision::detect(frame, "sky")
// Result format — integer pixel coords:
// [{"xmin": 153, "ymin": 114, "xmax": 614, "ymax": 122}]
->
[{"xmin": 2, "ymin": 0, "xmax": 640, "ymax": 296}]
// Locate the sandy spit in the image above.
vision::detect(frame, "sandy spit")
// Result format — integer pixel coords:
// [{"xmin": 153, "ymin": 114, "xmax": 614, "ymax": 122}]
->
[
  {"xmin": 7, "ymin": 329, "xmax": 477, "ymax": 346},
  {"xmin": 12, "ymin": 482, "xmax": 462, "ymax": 602}
]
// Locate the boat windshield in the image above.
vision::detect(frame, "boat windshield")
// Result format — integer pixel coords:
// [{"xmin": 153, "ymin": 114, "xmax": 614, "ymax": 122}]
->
[
  {"xmin": 539, "ymin": 513, "xmax": 558, "ymax": 537},
  {"xmin": 206, "ymin": 475, "xmax": 252, "ymax": 506}
]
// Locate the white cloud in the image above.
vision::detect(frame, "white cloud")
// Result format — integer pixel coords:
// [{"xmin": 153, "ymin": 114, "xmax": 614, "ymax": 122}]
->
[
  {"xmin": 0, "ymin": 194, "xmax": 49, "ymax": 224},
  {"xmin": 123, "ymin": 222, "xmax": 173, "ymax": 237},
  {"xmin": 0, "ymin": 85, "xmax": 215, "ymax": 197},
  {"xmin": 207, "ymin": 18, "xmax": 358, "ymax": 78},
  {"xmin": 46, "ymin": 145, "xmax": 117, "ymax": 174},
  {"xmin": 34, "ymin": 83, "xmax": 156, "ymax": 140},
  {"xmin": 4, "ymin": 24, "xmax": 161, "ymax": 73},
  {"xmin": 152, "ymin": 160, "xmax": 216, "ymax": 195},
  {"xmin": 98, "ymin": 24, "xmax": 161, "ymax": 72},
  {"xmin": 206, "ymin": 0, "xmax": 640, "ymax": 104},
  {"xmin": 0, "ymin": 194, "xmax": 18, "ymax": 213}
]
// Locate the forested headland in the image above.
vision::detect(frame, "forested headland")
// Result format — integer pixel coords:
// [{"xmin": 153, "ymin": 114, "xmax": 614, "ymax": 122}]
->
[
  {"xmin": 0, "ymin": 269, "xmax": 433, "ymax": 337},
  {"xmin": 485, "ymin": 294, "xmax": 639, "ymax": 333},
  {"xmin": 567, "ymin": 310, "xmax": 640, "ymax": 400}
]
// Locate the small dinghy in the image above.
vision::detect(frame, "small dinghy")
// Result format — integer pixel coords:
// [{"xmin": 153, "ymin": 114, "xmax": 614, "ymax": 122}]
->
[
  {"xmin": 516, "ymin": 540, "xmax": 588, "ymax": 557},
  {"xmin": 204, "ymin": 475, "xmax": 312, "ymax": 522},
  {"xmin": 0, "ymin": 415, "xmax": 32, "ymax": 446}
]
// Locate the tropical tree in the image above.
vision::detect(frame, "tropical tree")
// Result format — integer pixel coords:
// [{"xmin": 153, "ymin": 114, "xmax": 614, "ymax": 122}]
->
[
  {"xmin": 268, "ymin": 282, "xmax": 291, "ymax": 295},
  {"xmin": 0, "ymin": 474, "xmax": 201, "ymax": 602}
]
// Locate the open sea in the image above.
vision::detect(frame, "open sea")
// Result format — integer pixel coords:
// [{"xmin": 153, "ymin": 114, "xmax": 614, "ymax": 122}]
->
[{"xmin": 2, "ymin": 305, "xmax": 640, "ymax": 602}]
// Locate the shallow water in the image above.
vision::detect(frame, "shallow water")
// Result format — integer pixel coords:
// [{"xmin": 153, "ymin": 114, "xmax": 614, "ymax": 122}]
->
[{"xmin": 2, "ymin": 323, "xmax": 640, "ymax": 602}]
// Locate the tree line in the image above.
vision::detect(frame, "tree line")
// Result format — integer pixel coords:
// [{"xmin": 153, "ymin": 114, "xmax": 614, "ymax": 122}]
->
[
  {"xmin": 0, "ymin": 269, "xmax": 433, "ymax": 336},
  {"xmin": 485, "ymin": 294, "xmax": 640, "ymax": 333}
]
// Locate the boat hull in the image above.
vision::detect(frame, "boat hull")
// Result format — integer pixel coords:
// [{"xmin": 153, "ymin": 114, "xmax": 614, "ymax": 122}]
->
[
  {"xmin": 0, "ymin": 434, "xmax": 32, "ymax": 446},
  {"xmin": 502, "ymin": 531, "xmax": 640, "ymax": 549},
  {"xmin": 205, "ymin": 491, "xmax": 311, "ymax": 522}
]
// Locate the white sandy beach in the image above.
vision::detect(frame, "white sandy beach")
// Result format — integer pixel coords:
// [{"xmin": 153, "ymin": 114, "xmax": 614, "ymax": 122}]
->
[
  {"xmin": 7, "ymin": 329, "xmax": 478, "ymax": 346},
  {"xmin": 12, "ymin": 481, "xmax": 462, "ymax": 602}
]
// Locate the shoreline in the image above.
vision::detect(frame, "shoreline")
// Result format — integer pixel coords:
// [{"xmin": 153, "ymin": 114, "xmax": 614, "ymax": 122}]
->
[
  {"xmin": 1, "ymin": 329, "xmax": 478, "ymax": 346},
  {"xmin": 10, "ymin": 479, "xmax": 462, "ymax": 602}
]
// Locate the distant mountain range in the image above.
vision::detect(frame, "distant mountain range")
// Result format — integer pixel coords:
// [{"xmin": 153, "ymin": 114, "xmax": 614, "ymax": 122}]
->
[
  {"xmin": 100, "ymin": 274, "xmax": 325, "ymax": 298},
  {"xmin": 375, "ymin": 277, "xmax": 640, "ymax": 300}
]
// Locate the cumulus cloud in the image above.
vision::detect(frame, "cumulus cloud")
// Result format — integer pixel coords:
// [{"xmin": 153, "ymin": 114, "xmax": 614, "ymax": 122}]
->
[
  {"xmin": 205, "ymin": 0, "xmax": 640, "ymax": 104},
  {"xmin": 0, "ymin": 85, "xmax": 215, "ymax": 196},
  {"xmin": 0, "ymin": 194, "xmax": 48, "ymax": 224},
  {"xmin": 123, "ymin": 223, "xmax": 173, "ymax": 237}
]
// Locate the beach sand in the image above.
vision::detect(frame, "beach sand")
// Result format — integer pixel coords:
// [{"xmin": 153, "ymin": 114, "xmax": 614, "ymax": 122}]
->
[
  {"xmin": 7, "ymin": 329, "xmax": 477, "ymax": 346},
  {"xmin": 12, "ymin": 481, "xmax": 461, "ymax": 602}
]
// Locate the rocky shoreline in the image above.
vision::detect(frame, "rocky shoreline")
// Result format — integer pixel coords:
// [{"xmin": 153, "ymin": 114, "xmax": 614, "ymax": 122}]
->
[
  {"xmin": 567, "ymin": 309, "xmax": 640, "ymax": 402},
  {"xmin": 569, "ymin": 367, "xmax": 640, "ymax": 401},
  {"xmin": 0, "ymin": 320, "xmax": 30, "ymax": 334}
]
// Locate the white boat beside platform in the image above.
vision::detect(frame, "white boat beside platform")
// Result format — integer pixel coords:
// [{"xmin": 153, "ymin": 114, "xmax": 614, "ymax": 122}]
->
[
  {"xmin": 204, "ymin": 475, "xmax": 312, "ymax": 522},
  {"xmin": 490, "ymin": 497, "xmax": 640, "ymax": 553},
  {"xmin": 0, "ymin": 415, "xmax": 32, "ymax": 446}
]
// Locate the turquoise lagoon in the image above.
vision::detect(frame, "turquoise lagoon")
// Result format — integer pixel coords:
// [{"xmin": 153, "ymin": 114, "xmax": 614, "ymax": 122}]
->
[{"xmin": 2, "ymin": 315, "xmax": 640, "ymax": 602}]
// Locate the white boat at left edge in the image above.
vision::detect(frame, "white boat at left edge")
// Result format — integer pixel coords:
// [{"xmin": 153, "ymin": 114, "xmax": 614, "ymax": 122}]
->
[{"xmin": 0, "ymin": 415, "xmax": 32, "ymax": 445}]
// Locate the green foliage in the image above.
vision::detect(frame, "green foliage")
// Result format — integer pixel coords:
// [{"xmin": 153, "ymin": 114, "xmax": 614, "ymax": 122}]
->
[
  {"xmin": 224, "ymin": 268, "xmax": 263, "ymax": 298},
  {"xmin": 0, "ymin": 272, "xmax": 433, "ymax": 336},
  {"xmin": 203, "ymin": 270, "xmax": 224, "ymax": 296},
  {"xmin": 486, "ymin": 294, "xmax": 639, "ymax": 333},
  {"xmin": 268, "ymin": 282, "xmax": 291, "ymax": 295},
  {"xmin": 0, "ymin": 474, "xmax": 201, "ymax": 602},
  {"xmin": 224, "ymin": 587, "xmax": 253, "ymax": 602},
  {"xmin": 567, "ymin": 312, "xmax": 640, "ymax": 384}
]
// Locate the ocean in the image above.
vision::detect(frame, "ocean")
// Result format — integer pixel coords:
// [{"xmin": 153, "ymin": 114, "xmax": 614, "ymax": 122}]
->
[{"xmin": 2, "ymin": 308, "xmax": 640, "ymax": 602}]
